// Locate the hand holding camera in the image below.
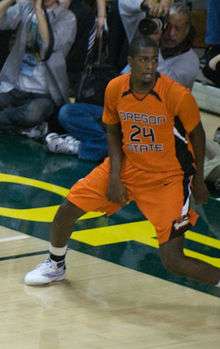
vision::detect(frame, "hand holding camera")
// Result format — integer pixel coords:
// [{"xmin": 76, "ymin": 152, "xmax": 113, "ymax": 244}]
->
[
  {"xmin": 139, "ymin": 1, "xmax": 168, "ymax": 36},
  {"xmin": 141, "ymin": 0, "xmax": 172, "ymax": 17}
]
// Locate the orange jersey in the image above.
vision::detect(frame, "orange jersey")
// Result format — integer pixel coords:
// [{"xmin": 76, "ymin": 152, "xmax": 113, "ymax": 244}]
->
[{"xmin": 102, "ymin": 73, "xmax": 200, "ymax": 175}]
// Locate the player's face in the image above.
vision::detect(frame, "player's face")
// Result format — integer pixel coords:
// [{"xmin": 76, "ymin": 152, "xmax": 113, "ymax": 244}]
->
[
  {"xmin": 129, "ymin": 47, "xmax": 158, "ymax": 84},
  {"xmin": 161, "ymin": 13, "xmax": 189, "ymax": 48}
]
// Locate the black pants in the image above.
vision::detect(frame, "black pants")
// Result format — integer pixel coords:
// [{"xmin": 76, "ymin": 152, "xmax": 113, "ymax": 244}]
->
[
  {"xmin": 0, "ymin": 89, "xmax": 56, "ymax": 132},
  {"xmin": 67, "ymin": 0, "xmax": 96, "ymax": 88},
  {"xmin": 107, "ymin": 0, "xmax": 128, "ymax": 71}
]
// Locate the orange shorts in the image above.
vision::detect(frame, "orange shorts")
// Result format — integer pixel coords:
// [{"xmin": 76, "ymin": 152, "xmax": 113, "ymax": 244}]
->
[{"xmin": 67, "ymin": 157, "xmax": 198, "ymax": 245}]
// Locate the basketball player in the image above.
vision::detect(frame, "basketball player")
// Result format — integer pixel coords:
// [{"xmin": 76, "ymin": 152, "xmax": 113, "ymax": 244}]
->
[{"xmin": 24, "ymin": 36, "xmax": 220, "ymax": 288}]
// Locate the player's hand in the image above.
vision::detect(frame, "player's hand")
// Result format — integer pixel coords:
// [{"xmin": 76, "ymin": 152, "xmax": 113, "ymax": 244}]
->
[
  {"xmin": 192, "ymin": 176, "xmax": 209, "ymax": 205},
  {"xmin": 107, "ymin": 176, "xmax": 128, "ymax": 205}
]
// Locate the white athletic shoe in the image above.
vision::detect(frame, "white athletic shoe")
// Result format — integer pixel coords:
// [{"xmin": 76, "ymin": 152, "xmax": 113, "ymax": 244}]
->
[
  {"xmin": 24, "ymin": 258, "xmax": 65, "ymax": 286},
  {"xmin": 45, "ymin": 133, "xmax": 80, "ymax": 155}
]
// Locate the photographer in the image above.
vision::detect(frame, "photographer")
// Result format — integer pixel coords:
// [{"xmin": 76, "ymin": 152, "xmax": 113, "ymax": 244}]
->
[
  {"xmin": 122, "ymin": 3, "xmax": 199, "ymax": 89},
  {"xmin": 158, "ymin": 3, "xmax": 199, "ymax": 89},
  {"xmin": 0, "ymin": 0, "xmax": 76, "ymax": 137},
  {"xmin": 118, "ymin": 0, "xmax": 174, "ymax": 43}
]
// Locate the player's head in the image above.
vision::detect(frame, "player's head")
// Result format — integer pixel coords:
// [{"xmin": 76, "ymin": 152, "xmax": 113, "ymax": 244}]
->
[{"xmin": 128, "ymin": 35, "xmax": 159, "ymax": 84}]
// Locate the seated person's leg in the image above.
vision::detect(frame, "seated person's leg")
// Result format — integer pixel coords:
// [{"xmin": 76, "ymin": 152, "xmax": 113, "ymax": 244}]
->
[
  {"xmin": 57, "ymin": 103, "xmax": 108, "ymax": 160},
  {"xmin": 0, "ymin": 90, "xmax": 16, "ymax": 110},
  {"xmin": 22, "ymin": 96, "xmax": 56, "ymax": 128},
  {"xmin": 0, "ymin": 94, "xmax": 55, "ymax": 133},
  {"xmin": 58, "ymin": 103, "xmax": 104, "ymax": 139}
]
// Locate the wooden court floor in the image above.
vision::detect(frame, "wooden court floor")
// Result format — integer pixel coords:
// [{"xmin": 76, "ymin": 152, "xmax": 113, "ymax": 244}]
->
[{"xmin": 0, "ymin": 112, "xmax": 220, "ymax": 348}]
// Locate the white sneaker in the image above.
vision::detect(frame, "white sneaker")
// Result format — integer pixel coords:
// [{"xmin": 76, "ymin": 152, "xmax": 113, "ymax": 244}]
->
[
  {"xmin": 24, "ymin": 258, "xmax": 66, "ymax": 286},
  {"xmin": 46, "ymin": 133, "xmax": 80, "ymax": 155}
]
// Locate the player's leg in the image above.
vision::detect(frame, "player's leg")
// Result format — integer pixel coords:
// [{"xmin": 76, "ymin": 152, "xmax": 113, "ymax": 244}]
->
[
  {"xmin": 50, "ymin": 200, "xmax": 84, "ymax": 248},
  {"xmin": 159, "ymin": 234, "xmax": 220, "ymax": 285},
  {"xmin": 136, "ymin": 173, "xmax": 220, "ymax": 286},
  {"xmin": 24, "ymin": 200, "xmax": 84, "ymax": 286},
  {"xmin": 24, "ymin": 159, "xmax": 121, "ymax": 286},
  {"xmin": 154, "ymin": 175, "xmax": 220, "ymax": 286}
]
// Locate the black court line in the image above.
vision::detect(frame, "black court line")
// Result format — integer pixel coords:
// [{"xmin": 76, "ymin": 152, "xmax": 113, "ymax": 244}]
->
[{"xmin": 0, "ymin": 250, "xmax": 48, "ymax": 262}]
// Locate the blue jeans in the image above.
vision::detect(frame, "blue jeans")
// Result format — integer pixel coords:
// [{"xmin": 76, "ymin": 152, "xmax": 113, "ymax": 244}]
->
[
  {"xmin": 206, "ymin": 0, "xmax": 220, "ymax": 45},
  {"xmin": 58, "ymin": 103, "xmax": 108, "ymax": 161}
]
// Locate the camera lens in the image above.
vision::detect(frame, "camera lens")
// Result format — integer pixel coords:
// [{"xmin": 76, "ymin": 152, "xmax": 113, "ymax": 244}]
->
[{"xmin": 138, "ymin": 18, "xmax": 158, "ymax": 36}]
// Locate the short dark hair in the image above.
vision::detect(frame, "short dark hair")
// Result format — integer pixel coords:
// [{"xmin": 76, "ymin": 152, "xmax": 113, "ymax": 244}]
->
[{"xmin": 128, "ymin": 34, "xmax": 159, "ymax": 58}]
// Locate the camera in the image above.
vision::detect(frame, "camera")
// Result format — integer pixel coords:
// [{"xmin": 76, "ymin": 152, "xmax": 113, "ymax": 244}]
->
[{"xmin": 138, "ymin": 4, "xmax": 166, "ymax": 36}]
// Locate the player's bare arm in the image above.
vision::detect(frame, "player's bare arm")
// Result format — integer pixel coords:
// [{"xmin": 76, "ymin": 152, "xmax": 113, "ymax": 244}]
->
[
  {"xmin": 106, "ymin": 123, "xmax": 128, "ymax": 204},
  {"xmin": 189, "ymin": 122, "xmax": 209, "ymax": 204}
]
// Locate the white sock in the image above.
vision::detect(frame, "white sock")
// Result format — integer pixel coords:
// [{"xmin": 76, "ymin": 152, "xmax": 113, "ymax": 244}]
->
[{"xmin": 49, "ymin": 243, "xmax": 67, "ymax": 257}]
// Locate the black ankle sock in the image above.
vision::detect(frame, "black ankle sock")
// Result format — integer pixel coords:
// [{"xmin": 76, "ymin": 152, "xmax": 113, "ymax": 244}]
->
[{"xmin": 49, "ymin": 252, "xmax": 65, "ymax": 263}]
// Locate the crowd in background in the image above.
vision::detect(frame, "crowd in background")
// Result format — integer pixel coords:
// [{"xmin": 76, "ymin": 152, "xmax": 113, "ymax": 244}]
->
[{"xmin": 0, "ymin": 0, "xmax": 220, "ymax": 192}]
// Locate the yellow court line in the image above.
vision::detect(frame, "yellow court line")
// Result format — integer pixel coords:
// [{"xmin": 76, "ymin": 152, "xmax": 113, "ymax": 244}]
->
[
  {"xmin": 185, "ymin": 230, "xmax": 220, "ymax": 250},
  {"xmin": 71, "ymin": 220, "xmax": 220, "ymax": 268},
  {"xmin": 0, "ymin": 206, "xmax": 60, "ymax": 222},
  {"xmin": 0, "ymin": 173, "xmax": 105, "ymax": 222},
  {"xmin": 184, "ymin": 248, "xmax": 220, "ymax": 268},
  {"xmin": 0, "ymin": 173, "xmax": 69, "ymax": 196},
  {"xmin": 72, "ymin": 221, "xmax": 159, "ymax": 248},
  {"xmin": 1, "ymin": 173, "xmax": 220, "ymax": 268}
]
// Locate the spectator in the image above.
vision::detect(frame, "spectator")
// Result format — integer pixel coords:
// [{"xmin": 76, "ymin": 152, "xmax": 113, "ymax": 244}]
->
[
  {"xmin": 66, "ymin": 0, "xmax": 106, "ymax": 94},
  {"xmin": 107, "ymin": 0, "xmax": 129, "ymax": 72},
  {"xmin": 118, "ymin": 0, "xmax": 174, "ymax": 43},
  {"xmin": 203, "ymin": 50, "xmax": 220, "ymax": 87},
  {"xmin": 123, "ymin": 2, "xmax": 199, "ymax": 89},
  {"xmin": 158, "ymin": 2, "xmax": 199, "ymax": 89},
  {"xmin": 202, "ymin": 54, "xmax": 220, "ymax": 146},
  {"xmin": 205, "ymin": 139, "xmax": 220, "ymax": 193},
  {"xmin": 0, "ymin": 0, "xmax": 76, "ymax": 137}
]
